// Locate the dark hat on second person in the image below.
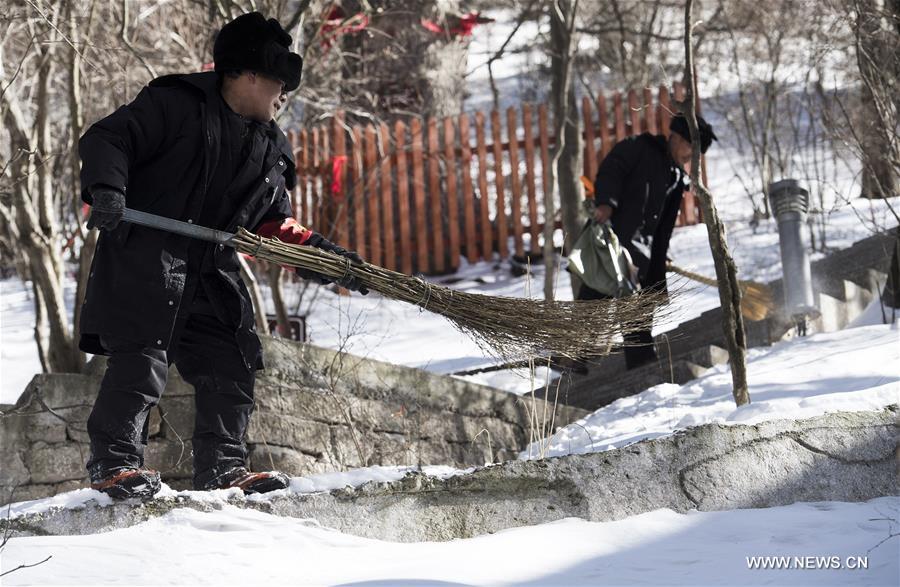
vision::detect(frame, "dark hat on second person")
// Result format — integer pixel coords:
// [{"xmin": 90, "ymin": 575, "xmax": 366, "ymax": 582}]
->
[
  {"xmin": 669, "ymin": 114, "xmax": 718, "ymax": 153},
  {"xmin": 214, "ymin": 12, "xmax": 303, "ymax": 91}
]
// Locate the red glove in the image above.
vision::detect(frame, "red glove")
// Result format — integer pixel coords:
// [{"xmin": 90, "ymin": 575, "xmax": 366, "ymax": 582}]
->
[{"xmin": 255, "ymin": 217, "xmax": 313, "ymax": 245}]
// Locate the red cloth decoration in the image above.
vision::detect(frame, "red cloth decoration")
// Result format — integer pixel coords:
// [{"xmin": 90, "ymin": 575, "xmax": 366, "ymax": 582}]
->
[
  {"xmin": 331, "ymin": 155, "xmax": 348, "ymax": 199},
  {"xmin": 421, "ymin": 12, "xmax": 493, "ymax": 38},
  {"xmin": 320, "ymin": 6, "xmax": 369, "ymax": 50}
]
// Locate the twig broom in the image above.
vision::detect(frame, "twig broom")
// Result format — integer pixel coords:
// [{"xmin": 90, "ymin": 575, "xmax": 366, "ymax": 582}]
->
[
  {"xmin": 119, "ymin": 209, "xmax": 673, "ymax": 360},
  {"xmin": 232, "ymin": 228, "xmax": 676, "ymax": 359}
]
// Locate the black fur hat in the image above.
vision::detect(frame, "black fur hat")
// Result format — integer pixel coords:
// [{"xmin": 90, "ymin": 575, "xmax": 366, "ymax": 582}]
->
[
  {"xmin": 669, "ymin": 114, "xmax": 718, "ymax": 153},
  {"xmin": 214, "ymin": 12, "xmax": 303, "ymax": 91}
]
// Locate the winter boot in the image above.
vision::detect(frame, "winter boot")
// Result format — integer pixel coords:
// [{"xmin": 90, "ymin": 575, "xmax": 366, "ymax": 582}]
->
[
  {"xmin": 200, "ymin": 467, "xmax": 290, "ymax": 495},
  {"xmin": 90, "ymin": 467, "xmax": 162, "ymax": 500}
]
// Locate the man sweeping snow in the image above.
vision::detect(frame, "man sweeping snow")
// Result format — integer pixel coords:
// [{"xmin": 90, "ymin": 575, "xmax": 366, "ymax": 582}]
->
[
  {"xmin": 581, "ymin": 115, "xmax": 717, "ymax": 369},
  {"xmin": 78, "ymin": 12, "xmax": 364, "ymax": 499}
]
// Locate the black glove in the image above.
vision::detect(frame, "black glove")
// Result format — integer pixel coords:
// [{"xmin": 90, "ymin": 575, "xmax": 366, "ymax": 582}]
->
[
  {"xmin": 299, "ymin": 232, "xmax": 369, "ymax": 294},
  {"xmin": 86, "ymin": 186, "xmax": 126, "ymax": 231}
]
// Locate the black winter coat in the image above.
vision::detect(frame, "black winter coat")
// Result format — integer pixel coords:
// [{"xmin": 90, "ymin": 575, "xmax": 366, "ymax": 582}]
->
[
  {"xmin": 78, "ymin": 72, "xmax": 296, "ymax": 370},
  {"xmin": 593, "ymin": 132, "xmax": 685, "ymax": 290}
]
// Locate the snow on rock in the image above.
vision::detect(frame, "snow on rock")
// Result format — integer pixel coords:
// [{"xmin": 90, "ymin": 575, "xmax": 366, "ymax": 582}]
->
[
  {"xmin": 4, "ymin": 406, "xmax": 894, "ymax": 547},
  {"xmin": 527, "ymin": 323, "xmax": 900, "ymax": 458}
]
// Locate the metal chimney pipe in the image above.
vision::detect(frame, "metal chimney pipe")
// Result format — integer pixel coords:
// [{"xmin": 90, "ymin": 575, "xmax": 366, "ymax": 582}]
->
[{"xmin": 769, "ymin": 179, "xmax": 817, "ymax": 322}]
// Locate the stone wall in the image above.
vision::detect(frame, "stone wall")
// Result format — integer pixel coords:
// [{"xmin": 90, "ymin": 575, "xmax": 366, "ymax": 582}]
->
[
  {"xmin": 6, "ymin": 407, "xmax": 896, "ymax": 541},
  {"xmin": 0, "ymin": 337, "xmax": 587, "ymax": 504}
]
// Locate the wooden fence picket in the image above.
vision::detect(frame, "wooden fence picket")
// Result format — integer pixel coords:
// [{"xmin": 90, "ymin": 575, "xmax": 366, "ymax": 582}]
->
[
  {"xmin": 490, "ymin": 109, "xmax": 509, "ymax": 261},
  {"xmin": 395, "ymin": 120, "xmax": 413, "ymax": 275},
  {"xmin": 643, "ymin": 87, "xmax": 657, "ymax": 134},
  {"xmin": 309, "ymin": 128, "xmax": 320, "ymax": 234},
  {"xmin": 614, "ymin": 92, "xmax": 626, "ymax": 141},
  {"xmin": 458, "ymin": 113, "xmax": 478, "ymax": 264},
  {"xmin": 506, "ymin": 107, "xmax": 524, "ymax": 258},
  {"xmin": 597, "ymin": 93, "xmax": 611, "ymax": 161},
  {"xmin": 443, "ymin": 116, "xmax": 461, "ymax": 270},
  {"xmin": 410, "ymin": 118, "xmax": 428, "ymax": 273},
  {"xmin": 351, "ymin": 126, "xmax": 365, "ymax": 257},
  {"xmin": 475, "ymin": 111, "xmax": 493, "ymax": 260},
  {"xmin": 538, "ymin": 104, "xmax": 552, "ymax": 238},
  {"xmin": 426, "ymin": 117, "xmax": 445, "ymax": 273},
  {"xmin": 378, "ymin": 123, "xmax": 395, "ymax": 270},
  {"xmin": 628, "ymin": 89, "xmax": 641, "ymax": 135},
  {"xmin": 522, "ymin": 104, "xmax": 539, "ymax": 251},
  {"xmin": 364, "ymin": 125, "xmax": 382, "ymax": 267},
  {"xmin": 331, "ymin": 112, "xmax": 348, "ymax": 248}
]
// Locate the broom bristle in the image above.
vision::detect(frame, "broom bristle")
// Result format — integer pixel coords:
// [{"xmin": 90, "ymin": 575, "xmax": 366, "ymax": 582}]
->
[
  {"xmin": 668, "ymin": 263, "xmax": 775, "ymax": 321},
  {"xmin": 233, "ymin": 229, "xmax": 676, "ymax": 360}
]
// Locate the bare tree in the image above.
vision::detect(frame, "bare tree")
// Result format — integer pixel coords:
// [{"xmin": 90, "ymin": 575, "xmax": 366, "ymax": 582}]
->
[
  {"xmin": 850, "ymin": 0, "xmax": 899, "ymax": 200},
  {"xmin": 1, "ymin": 1, "xmax": 79, "ymax": 373},
  {"xmin": 682, "ymin": 0, "xmax": 750, "ymax": 407},
  {"xmin": 544, "ymin": 0, "xmax": 582, "ymax": 300}
]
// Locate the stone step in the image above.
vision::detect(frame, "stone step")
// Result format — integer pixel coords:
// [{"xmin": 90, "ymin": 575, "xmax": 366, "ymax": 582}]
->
[
  {"xmin": 841, "ymin": 278, "xmax": 875, "ymax": 324},
  {"xmin": 865, "ymin": 268, "xmax": 890, "ymax": 298},
  {"xmin": 537, "ymin": 354, "xmax": 714, "ymax": 411},
  {"xmin": 813, "ymin": 291, "xmax": 847, "ymax": 333}
]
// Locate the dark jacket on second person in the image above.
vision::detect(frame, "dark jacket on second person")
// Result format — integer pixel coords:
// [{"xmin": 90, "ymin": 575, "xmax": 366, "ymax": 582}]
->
[
  {"xmin": 78, "ymin": 71, "xmax": 296, "ymax": 370},
  {"xmin": 593, "ymin": 132, "xmax": 686, "ymax": 291}
]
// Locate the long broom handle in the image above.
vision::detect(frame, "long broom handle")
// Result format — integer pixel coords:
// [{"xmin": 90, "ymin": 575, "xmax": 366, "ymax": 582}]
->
[
  {"xmin": 120, "ymin": 208, "xmax": 236, "ymax": 246},
  {"xmin": 667, "ymin": 263, "xmax": 721, "ymax": 288}
]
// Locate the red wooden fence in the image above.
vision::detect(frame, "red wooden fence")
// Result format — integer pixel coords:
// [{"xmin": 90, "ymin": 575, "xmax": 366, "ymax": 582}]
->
[{"xmin": 288, "ymin": 83, "xmax": 706, "ymax": 276}]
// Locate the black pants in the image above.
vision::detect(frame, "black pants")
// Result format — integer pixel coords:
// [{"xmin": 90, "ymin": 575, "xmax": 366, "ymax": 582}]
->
[
  {"xmin": 577, "ymin": 283, "xmax": 657, "ymax": 370},
  {"xmin": 86, "ymin": 311, "xmax": 255, "ymax": 489}
]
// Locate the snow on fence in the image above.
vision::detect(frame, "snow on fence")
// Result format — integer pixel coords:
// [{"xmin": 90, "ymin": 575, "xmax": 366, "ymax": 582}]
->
[{"xmin": 288, "ymin": 83, "xmax": 707, "ymax": 276}]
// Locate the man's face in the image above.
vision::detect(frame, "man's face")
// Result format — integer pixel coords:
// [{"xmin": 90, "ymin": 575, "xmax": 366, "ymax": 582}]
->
[
  {"xmin": 245, "ymin": 71, "xmax": 287, "ymax": 122},
  {"xmin": 668, "ymin": 132, "xmax": 693, "ymax": 170}
]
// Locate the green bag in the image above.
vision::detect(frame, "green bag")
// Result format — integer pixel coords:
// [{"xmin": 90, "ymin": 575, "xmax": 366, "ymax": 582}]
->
[{"xmin": 567, "ymin": 221, "xmax": 636, "ymax": 298}]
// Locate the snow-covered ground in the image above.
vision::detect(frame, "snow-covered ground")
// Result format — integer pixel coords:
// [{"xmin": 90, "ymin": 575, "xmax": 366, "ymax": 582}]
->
[
  {"xmin": 3, "ymin": 497, "xmax": 896, "ymax": 586},
  {"xmin": 523, "ymin": 320, "xmax": 899, "ymax": 459}
]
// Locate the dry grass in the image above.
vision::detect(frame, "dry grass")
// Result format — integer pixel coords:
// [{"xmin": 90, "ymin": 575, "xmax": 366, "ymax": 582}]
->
[{"xmin": 234, "ymin": 229, "xmax": 674, "ymax": 360}]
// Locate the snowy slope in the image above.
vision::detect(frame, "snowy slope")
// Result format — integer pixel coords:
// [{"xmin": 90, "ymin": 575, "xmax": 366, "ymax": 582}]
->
[
  {"xmin": 522, "ymin": 321, "xmax": 899, "ymax": 459},
  {"xmin": 2, "ymin": 496, "xmax": 896, "ymax": 585}
]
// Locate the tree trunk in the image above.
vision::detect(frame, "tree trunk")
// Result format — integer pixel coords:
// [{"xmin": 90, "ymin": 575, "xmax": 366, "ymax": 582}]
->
[
  {"xmin": 855, "ymin": 0, "xmax": 900, "ymax": 199},
  {"xmin": 268, "ymin": 263, "xmax": 292, "ymax": 338},
  {"xmin": 69, "ymin": 0, "xmax": 89, "ymax": 371},
  {"xmin": 683, "ymin": 0, "xmax": 750, "ymax": 407},
  {"xmin": 545, "ymin": 0, "xmax": 580, "ymax": 301},
  {"xmin": 3, "ymin": 54, "xmax": 79, "ymax": 374},
  {"xmin": 884, "ymin": 227, "xmax": 900, "ymax": 309},
  {"xmin": 238, "ymin": 256, "xmax": 271, "ymax": 335},
  {"xmin": 35, "ymin": 47, "xmax": 79, "ymax": 373},
  {"xmin": 32, "ymin": 275, "xmax": 50, "ymax": 375}
]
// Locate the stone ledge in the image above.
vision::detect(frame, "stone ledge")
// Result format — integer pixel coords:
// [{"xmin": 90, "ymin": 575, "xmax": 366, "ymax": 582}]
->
[
  {"xmin": 1, "ymin": 337, "xmax": 588, "ymax": 502},
  {"xmin": 5, "ymin": 406, "xmax": 896, "ymax": 542}
]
